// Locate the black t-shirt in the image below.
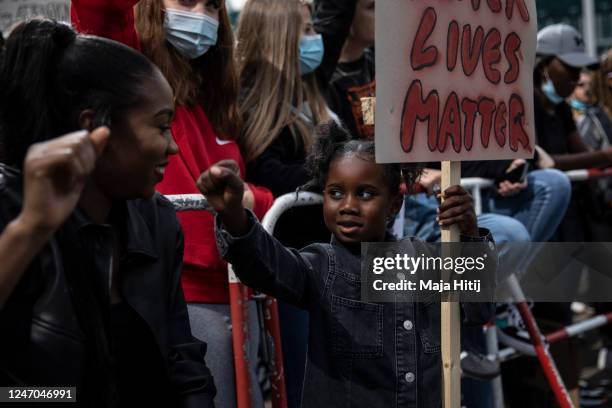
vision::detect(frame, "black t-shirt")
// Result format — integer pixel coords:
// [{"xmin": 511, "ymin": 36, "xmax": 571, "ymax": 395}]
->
[
  {"xmin": 328, "ymin": 48, "xmax": 376, "ymax": 140},
  {"xmin": 534, "ymin": 95, "xmax": 577, "ymax": 155}
]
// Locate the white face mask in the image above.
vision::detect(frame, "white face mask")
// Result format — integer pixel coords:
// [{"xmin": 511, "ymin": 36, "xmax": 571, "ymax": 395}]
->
[{"xmin": 164, "ymin": 9, "xmax": 219, "ymax": 59}]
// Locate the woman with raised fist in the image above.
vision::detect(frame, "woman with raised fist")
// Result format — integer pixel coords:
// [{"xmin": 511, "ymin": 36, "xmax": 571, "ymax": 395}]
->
[{"xmin": 0, "ymin": 19, "xmax": 215, "ymax": 407}]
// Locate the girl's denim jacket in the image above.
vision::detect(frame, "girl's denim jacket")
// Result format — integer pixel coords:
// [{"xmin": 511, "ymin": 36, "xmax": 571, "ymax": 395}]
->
[{"xmin": 216, "ymin": 210, "xmax": 496, "ymax": 408}]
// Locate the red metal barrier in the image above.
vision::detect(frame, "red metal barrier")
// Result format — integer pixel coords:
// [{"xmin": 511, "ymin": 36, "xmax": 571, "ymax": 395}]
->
[
  {"xmin": 264, "ymin": 297, "xmax": 288, "ymax": 408},
  {"xmin": 229, "ymin": 268, "xmax": 254, "ymax": 408},
  {"xmin": 516, "ymin": 302, "xmax": 574, "ymax": 408}
]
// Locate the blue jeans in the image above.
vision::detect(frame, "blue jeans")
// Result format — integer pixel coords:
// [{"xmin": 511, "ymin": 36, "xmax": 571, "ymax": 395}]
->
[
  {"xmin": 404, "ymin": 194, "xmax": 531, "ymax": 244},
  {"xmin": 405, "ymin": 194, "xmax": 531, "ymax": 286},
  {"xmin": 483, "ymin": 169, "xmax": 571, "ymax": 242},
  {"xmin": 404, "ymin": 169, "xmax": 570, "ymax": 243}
]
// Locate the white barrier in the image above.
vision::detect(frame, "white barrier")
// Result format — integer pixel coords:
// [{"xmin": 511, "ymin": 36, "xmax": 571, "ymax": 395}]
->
[{"xmin": 165, "ymin": 168, "xmax": 612, "ymax": 215}]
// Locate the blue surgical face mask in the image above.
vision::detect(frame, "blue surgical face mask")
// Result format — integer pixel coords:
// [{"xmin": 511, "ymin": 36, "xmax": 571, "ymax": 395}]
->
[
  {"xmin": 164, "ymin": 9, "xmax": 219, "ymax": 60},
  {"xmin": 299, "ymin": 34, "xmax": 324, "ymax": 75},
  {"xmin": 570, "ymin": 99, "xmax": 589, "ymax": 112},
  {"xmin": 541, "ymin": 70, "xmax": 565, "ymax": 105}
]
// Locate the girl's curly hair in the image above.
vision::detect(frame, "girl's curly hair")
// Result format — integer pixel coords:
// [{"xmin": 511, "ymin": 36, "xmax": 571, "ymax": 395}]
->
[{"xmin": 304, "ymin": 121, "xmax": 421, "ymax": 195}]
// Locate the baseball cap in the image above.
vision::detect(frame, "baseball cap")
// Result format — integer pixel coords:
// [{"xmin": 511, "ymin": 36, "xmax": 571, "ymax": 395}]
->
[{"xmin": 537, "ymin": 23, "xmax": 599, "ymax": 68}]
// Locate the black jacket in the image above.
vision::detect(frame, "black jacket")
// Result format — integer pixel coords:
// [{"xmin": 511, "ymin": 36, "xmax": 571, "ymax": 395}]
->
[
  {"xmin": 246, "ymin": 128, "xmax": 310, "ymax": 198},
  {"xmin": 0, "ymin": 164, "xmax": 215, "ymax": 407},
  {"xmin": 216, "ymin": 210, "xmax": 495, "ymax": 408}
]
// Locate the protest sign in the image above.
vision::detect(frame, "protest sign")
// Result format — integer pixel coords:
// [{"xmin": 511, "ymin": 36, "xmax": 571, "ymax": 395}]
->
[
  {"xmin": 376, "ymin": 0, "xmax": 538, "ymax": 163},
  {"xmin": 375, "ymin": 3, "xmax": 538, "ymax": 406}
]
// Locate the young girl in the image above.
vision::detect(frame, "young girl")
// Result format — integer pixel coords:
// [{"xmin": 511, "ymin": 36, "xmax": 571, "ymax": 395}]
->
[
  {"xmin": 236, "ymin": 2, "xmax": 352, "ymax": 403},
  {"xmin": 198, "ymin": 123, "xmax": 495, "ymax": 407}
]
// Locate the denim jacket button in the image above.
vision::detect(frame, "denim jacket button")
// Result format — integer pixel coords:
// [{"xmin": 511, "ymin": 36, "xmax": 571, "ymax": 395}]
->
[
  {"xmin": 403, "ymin": 320, "xmax": 413, "ymax": 331},
  {"xmin": 405, "ymin": 372, "xmax": 415, "ymax": 383}
]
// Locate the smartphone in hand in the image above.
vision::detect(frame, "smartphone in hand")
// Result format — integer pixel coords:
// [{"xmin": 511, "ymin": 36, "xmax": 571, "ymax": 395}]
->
[{"xmin": 496, "ymin": 162, "xmax": 529, "ymax": 184}]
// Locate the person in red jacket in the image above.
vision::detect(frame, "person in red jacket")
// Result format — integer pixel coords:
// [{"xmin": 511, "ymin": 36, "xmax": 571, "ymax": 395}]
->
[{"xmin": 71, "ymin": 1, "xmax": 274, "ymax": 407}]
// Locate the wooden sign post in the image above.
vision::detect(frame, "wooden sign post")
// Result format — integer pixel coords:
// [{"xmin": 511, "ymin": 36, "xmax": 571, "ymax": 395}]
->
[
  {"xmin": 375, "ymin": 1, "xmax": 537, "ymax": 406},
  {"xmin": 440, "ymin": 161, "xmax": 461, "ymax": 407}
]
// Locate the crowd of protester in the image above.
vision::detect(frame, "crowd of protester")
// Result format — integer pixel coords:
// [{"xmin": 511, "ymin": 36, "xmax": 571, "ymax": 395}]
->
[{"xmin": 1, "ymin": 0, "xmax": 612, "ymax": 407}]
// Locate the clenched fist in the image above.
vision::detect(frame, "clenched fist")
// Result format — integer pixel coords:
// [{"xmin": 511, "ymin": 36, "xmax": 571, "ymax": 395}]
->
[
  {"xmin": 197, "ymin": 160, "xmax": 249, "ymax": 236},
  {"xmin": 19, "ymin": 127, "xmax": 110, "ymax": 234}
]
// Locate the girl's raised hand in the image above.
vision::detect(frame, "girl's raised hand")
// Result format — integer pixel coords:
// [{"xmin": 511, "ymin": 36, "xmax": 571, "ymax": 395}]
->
[
  {"xmin": 19, "ymin": 127, "xmax": 110, "ymax": 235},
  {"xmin": 197, "ymin": 160, "xmax": 244, "ymax": 213},
  {"xmin": 436, "ymin": 185, "xmax": 479, "ymax": 237},
  {"xmin": 197, "ymin": 160, "xmax": 249, "ymax": 235}
]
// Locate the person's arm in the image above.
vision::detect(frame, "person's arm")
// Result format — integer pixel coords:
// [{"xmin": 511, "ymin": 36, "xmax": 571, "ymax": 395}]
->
[
  {"xmin": 198, "ymin": 161, "xmax": 319, "ymax": 308},
  {"xmin": 71, "ymin": 0, "xmax": 141, "ymax": 49},
  {"xmin": 166, "ymin": 222, "xmax": 216, "ymax": 408},
  {"xmin": 552, "ymin": 129, "xmax": 612, "ymax": 170},
  {"xmin": 0, "ymin": 218, "xmax": 54, "ymax": 309},
  {"xmin": 436, "ymin": 185, "xmax": 479, "ymax": 237},
  {"xmin": 0, "ymin": 128, "xmax": 110, "ymax": 309},
  {"xmin": 215, "ymin": 210, "xmax": 320, "ymax": 308},
  {"xmin": 417, "ymin": 168, "xmax": 441, "ymax": 195},
  {"xmin": 313, "ymin": 0, "xmax": 357, "ymax": 85},
  {"xmin": 436, "ymin": 184, "xmax": 497, "ymax": 323},
  {"xmin": 547, "ymin": 104, "xmax": 612, "ymax": 170},
  {"xmin": 458, "ymin": 229, "xmax": 497, "ymax": 325}
]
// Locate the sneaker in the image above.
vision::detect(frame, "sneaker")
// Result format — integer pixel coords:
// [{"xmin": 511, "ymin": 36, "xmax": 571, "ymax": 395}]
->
[{"xmin": 460, "ymin": 350, "xmax": 500, "ymax": 380}]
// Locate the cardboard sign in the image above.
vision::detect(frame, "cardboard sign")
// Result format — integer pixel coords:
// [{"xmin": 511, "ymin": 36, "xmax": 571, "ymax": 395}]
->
[
  {"xmin": 0, "ymin": 0, "xmax": 70, "ymax": 34},
  {"xmin": 375, "ymin": 0, "xmax": 537, "ymax": 163}
]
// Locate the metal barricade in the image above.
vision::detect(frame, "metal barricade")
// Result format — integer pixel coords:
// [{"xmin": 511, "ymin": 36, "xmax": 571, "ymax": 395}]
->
[{"xmin": 462, "ymin": 168, "xmax": 612, "ymax": 408}]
